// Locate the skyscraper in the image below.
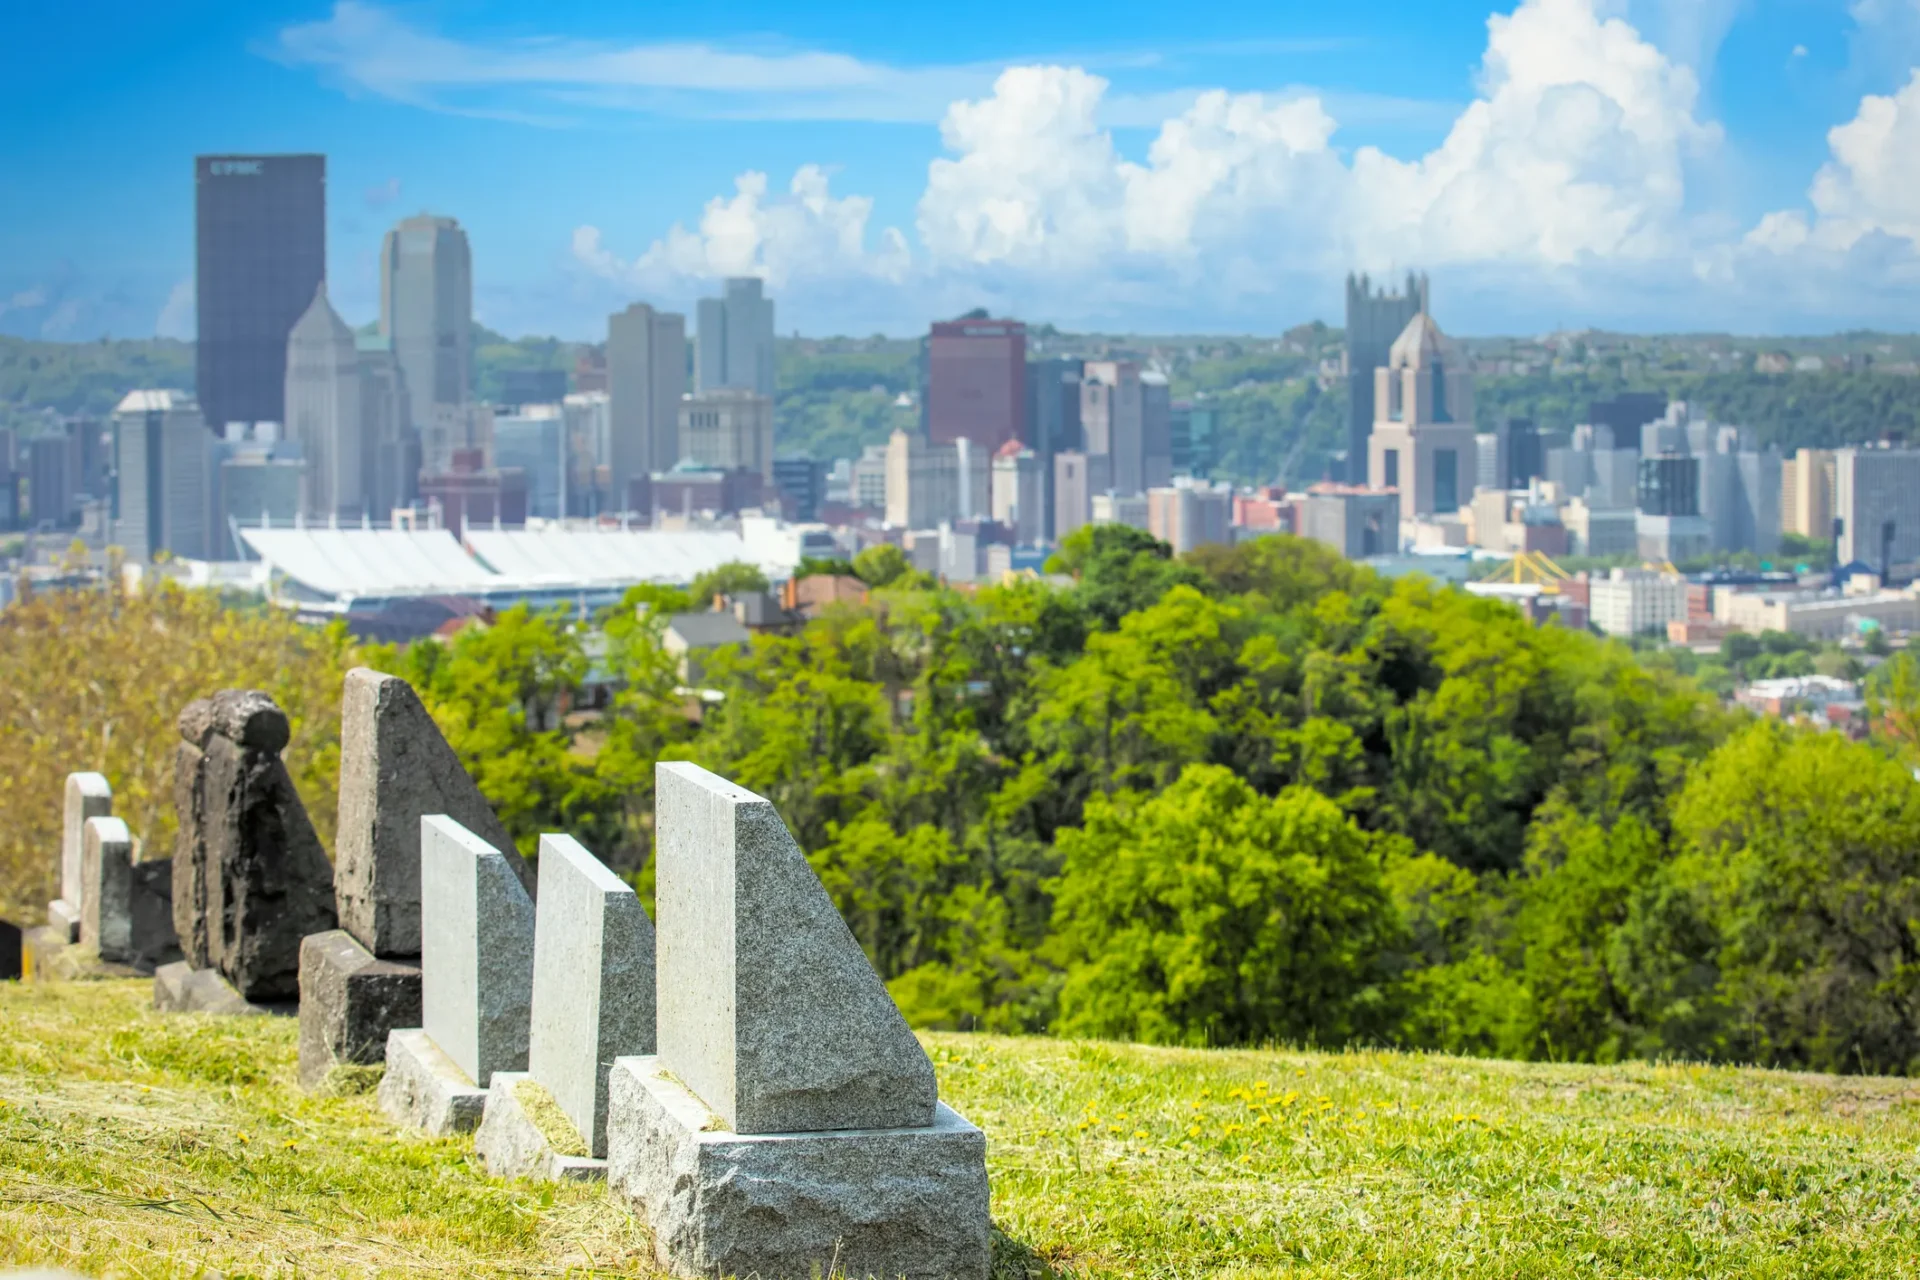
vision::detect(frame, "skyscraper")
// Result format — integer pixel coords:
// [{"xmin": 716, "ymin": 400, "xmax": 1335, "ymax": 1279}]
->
[
  {"xmin": 356, "ymin": 335, "xmax": 417, "ymax": 521},
  {"xmin": 1025, "ymin": 356, "xmax": 1081, "ymax": 539},
  {"xmin": 1366, "ymin": 313, "xmax": 1477, "ymax": 521},
  {"xmin": 695, "ymin": 278, "xmax": 775, "ymax": 396},
  {"xmin": 927, "ymin": 317, "xmax": 1027, "ymax": 453},
  {"xmin": 114, "ymin": 390, "xmax": 212, "ymax": 562},
  {"xmin": 195, "ymin": 154, "xmax": 326, "ymax": 433},
  {"xmin": 283, "ymin": 284, "xmax": 363, "ymax": 519},
  {"xmin": 1834, "ymin": 447, "xmax": 1920, "ymax": 571},
  {"xmin": 1141, "ymin": 371, "xmax": 1172, "ymax": 489},
  {"xmin": 380, "ymin": 215, "xmax": 473, "ymax": 431},
  {"xmin": 607, "ymin": 303, "xmax": 687, "ymax": 512},
  {"xmin": 1082, "ymin": 361, "xmax": 1144, "ymax": 495},
  {"xmin": 1344, "ymin": 272, "xmax": 1428, "ymax": 483}
]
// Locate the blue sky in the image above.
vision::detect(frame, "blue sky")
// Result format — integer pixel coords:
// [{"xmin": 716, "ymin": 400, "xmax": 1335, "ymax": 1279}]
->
[{"xmin": 2, "ymin": 0, "xmax": 1918, "ymax": 341}]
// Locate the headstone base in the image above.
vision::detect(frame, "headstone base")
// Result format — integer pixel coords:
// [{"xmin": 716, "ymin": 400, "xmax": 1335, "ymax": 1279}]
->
[
  {"xmin": 475, "ymin": 1073, "xmax": 605, "ymax": 1182},
  {"xmin": 46, "ymin": 901, "xmax": 81, "ymax": 945},
  {"xmin": 152, "ymin": 961, "xmax": 289, "ymax": 1016},
  {"xmin": 297, "ymin": 931, "xmax": 422, "ymax": 1092},
  {"xmin": 377, "ymin": 1028, "xmax": 487, "ymax": 1135},
  {"xmin": 606, "ymin": 1057, "xmax": 991, "ymax": 1280},
  {"xmin": 23, "ymin": 928, "xmax": 139, "ymax": 983}
]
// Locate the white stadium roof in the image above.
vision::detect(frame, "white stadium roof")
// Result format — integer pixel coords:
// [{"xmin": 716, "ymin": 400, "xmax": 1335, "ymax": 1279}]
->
[{"xmin": 236, "ymin": 524, "xmax": 816, "ymax": 603}]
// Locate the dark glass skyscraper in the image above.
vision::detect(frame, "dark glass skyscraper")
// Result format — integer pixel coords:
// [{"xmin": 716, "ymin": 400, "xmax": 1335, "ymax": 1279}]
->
[{"xmin": 195, "ymin": 154, "xmax": 326, "ymax": 433}]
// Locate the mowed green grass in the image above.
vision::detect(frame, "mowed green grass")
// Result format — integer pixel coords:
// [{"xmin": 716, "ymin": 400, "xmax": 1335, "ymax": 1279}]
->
[{"xmin": 2, "ymin": 981, "xmax": 1919, "ymax": 1278}]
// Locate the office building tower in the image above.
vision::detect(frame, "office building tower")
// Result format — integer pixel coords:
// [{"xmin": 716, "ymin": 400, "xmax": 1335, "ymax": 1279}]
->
[
  {"xmin": 772, "ymin": 456, "xmax": 827, "ymax": 523},
  {"xmin": 195, "ymin": 154, "xmax": 326, "ymax": 433},
  {"xmin": 283, "ymin": 284, "xmax": 363, "ymax": 520},
  {"xmin": 215, "ymin": 423, "xmax": 304, "ymax": 557},
  {"xmin": 1026, "ymin": 356, "xmax": 1082, "ymax": 537},
  {"xmin": 1782, "ymin": 448, "xmax": 1836, "ymax": 541},
  {"xmin": 1092, "ymin": 492, "xmax": 1150, "ymax": 531},
  {"xmin": 1367, "ymin": 313, "xmax": 1477, "ymax": 521},
  {"xmin": 420, "ymin": 448, "xmax": 528, "ymax": 530},
  {"xmin": 1082, "ymin": 361, "xmax": 1145, "ymax": 496},
  {"xmin": 679, "ymin": 390, "xmax": 775, "ymax": 482},
  {"xmin": 1147, "ymin": 478, "xmax": 1233, "ymax": 555},
  {"xmin": 500, "ymin": 368, "xmax": 566, "ymax": 407},
  {"xmin": 1834, "ymin": 447, "xmax": 1920, "ymax": 573},
  {"xmin": 1474, "ymin": 433, "xmax": 1503, "ymax": 494},
  {"xmin": 927, "ymin": 316, "xmax": 1027, "ymax": 454},
  {"xmin": 1303, "ymin": 484, "xmax": 1400, "ymax": 559},
  {"xmin": 1504, "ymin": 417, "xmax": 1542, "ymax": 488},
  {"xmin": 574, "ymin": 347, "xmax": 609, "ymax": 395},
  {"xmin": 0, "ymin": 428, "xmax": 15, "ymax": 529},
  {"xmin": 26, "ymin": 431, "xmax": 77, "ymax": 529},
  {"xmin": 380, "ymin": 214, "xmax": 472, "ymax": 432},
  {"xmin": 1587, "ymin": 392, "xmax": 1666, "ymax": 454},
  {"xmin": 1563, "ymin": 498, "xmax": 1639, "ymax": 557},
  {"xmin": 885, "ymin": 430, "xmax": 987, "ymax": 529},
  {"xmin": 1636, "ymin": 452, "xmax": 1710, "ymax": 561},
  {"xmin": 850, "ymin": 444, "xmax": 889, "ymax": 510},
  {"xmin": 1345, "ymin": 272, "xmax": 1428, "ymax": 483},
  {"xmin": 1141, "ymin": 371, "xmax": 1173, "ymax": 489},
  {"xmin": 607, "ymin": 303, "xmax": 687, "ymax": 513},
  {"xmin": 1731, "ymin": 446, "xmax": 1782, "ymax": 558},
  {"xmin": 695, "ymin": 277, "xmax": 775, "ymax": 396},
  {"xmin": 1170, "ymin": 400, "xmax": 1215, "ymax": 477},
  {"xmin": 990, "ymin": 443, "xmax": 1044, "ymax": 545},
  {"xmin": 493, "ymin": 408, "xmax": 566, "ymax": 520},
  {"xmin": 1053, "ymin": 451, "xmax": 1092, "ymax": 542},
  {"xmin": 114, "ymin": 390, "xmax": 212, "ymax": 562},
  {"xmin": 563, "ymin": 391, "xmax": 612, "ymax": 516},
  {"xmin": 355, "ymin": 335, "xmax": 416, "ymax": 521}
]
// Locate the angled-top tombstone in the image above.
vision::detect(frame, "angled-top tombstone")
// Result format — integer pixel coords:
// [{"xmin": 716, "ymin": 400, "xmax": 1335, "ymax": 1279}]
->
[
  {"xmin": 379, "ymin": 814, "xmax": 535, "ymax": 1135},
  {"xmin": 335, "ymin": 668, "xmax": 534, "ymax": 958},
  {"xmin": 478, "ymin": 833, "xmax": 654, "ymax": 1175},
  {"xmin": 421, "ymin": 814, "xmax": 537, "ymax": 1085},
  {"xmin": 654, "ymin": 762, "xmax": 937, "ymax": 1134},
  {"xmin": 50, "ymin": 773, "xmax": 113, "ymax": 941},
  {"xmin": 608, "ymin": 763, "xmax": 987, "ymax": 1280}
]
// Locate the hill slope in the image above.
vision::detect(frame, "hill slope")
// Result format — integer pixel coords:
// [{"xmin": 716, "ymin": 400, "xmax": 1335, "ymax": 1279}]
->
[{"xmin": 2, "ymin": 981, "xmax": 1917, "ymax": 1277}]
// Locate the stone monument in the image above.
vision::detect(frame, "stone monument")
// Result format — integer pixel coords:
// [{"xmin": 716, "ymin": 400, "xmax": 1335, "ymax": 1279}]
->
[
  {"xmin": 78, "ymin": 816, "xmax": 178, "ymax": 972},
  {"xmin": 155, "ymin": 690, "xmax": 336, "ymax": 1014},
  {"xmin": 0, "ymin": 919, "xmax": 21, "ymax": 981},
  {"xmin": 476, "ymin": 833, "xmax": 655, "ymax": 1181},
  {"xmin": 605, "ymin": 762, "xmax": 990, "ymax": 1280},
  {"xmin": 378, "ymin": 815, "xmax": 535, "ymax": 1135},
  {"xmin": 299, "ymin": 668, "xmax": 533, "ymax": 1090},
  {"xmin": 48, "ymin": 772, "xmax": 112, "ymax": 942}
]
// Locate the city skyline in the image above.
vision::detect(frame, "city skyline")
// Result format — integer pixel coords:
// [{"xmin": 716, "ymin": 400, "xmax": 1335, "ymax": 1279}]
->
[{"xmin": 3, "ymin": 0, "xmax": 1919, "ymax": 342}]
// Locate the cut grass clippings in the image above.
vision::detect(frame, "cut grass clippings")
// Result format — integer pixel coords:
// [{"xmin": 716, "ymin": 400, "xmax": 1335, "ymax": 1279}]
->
[{"xmin": 4, "ymin": 980, "xmax": 1920, "ymax": 1277}]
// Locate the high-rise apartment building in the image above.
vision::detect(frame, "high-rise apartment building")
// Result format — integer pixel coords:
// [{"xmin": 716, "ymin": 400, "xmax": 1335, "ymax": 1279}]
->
[
  {"xmin": 607, "ymin": 303, "xmax": 688, "ymax": 513},
  {"xmin": 695, "ymin": 278, "xmax": 775, "ymax": 396},
  {"xmin": 283, "ymin": 284, "xmax": 363, "ymax": 520},
  {"xmin": 1345, "ymin": 272, "xmax": 1427, "ymax": 483},
  {"xmin": 26, "ymin": 431, "xmax": 77, "ymax": 529},
  {"xmin": 380, "ymin": 215, "xmax": 472, "ymax": 432},
  {"xmin": 679, "ymin": 390, "xmax": 775, "ymax": 482},
  {"xmin": 1366, "ymin": 314, "xmax": 1477, "ymax": 521},
  {"xmin": 195, "ymin": 154, "xmax": 326, "ymax": 433},
  {"xmin": 1834, "ymin": 447, "xmax": 1920, "ymax": 572},
  {"xmin": 1303, "ymin": 485, "xmax": 1400, "ymax": 559},
  {"xmin": 927, "ymin": 317, "xmax": 1026, "ymax": 454},
  {"xmin": 1053, "ymin": 451, "xmax": 1092, "ymax": 542},
  {"xmin": 1082, "ymin": 361, "xmax": 1145, "ymax": 496},
  {"xmin": 114, "ymin": 390, "xmax": 212, "ymax": 562},
  {"xmin": 562, "ymin": 391, "xmax": 612, "ymax": 516},
  {"xmin": 1782, "ymin": 448, "xmax": 1837, "ymax": 540}
]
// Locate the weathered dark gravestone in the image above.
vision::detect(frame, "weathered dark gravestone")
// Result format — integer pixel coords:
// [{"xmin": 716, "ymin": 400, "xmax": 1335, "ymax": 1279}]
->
[
  {"xmin": 0, "ymin": 919, "xmax": 22, "ymax": 981},
  {"xmin": 299, "ymin": 668, "xmax": 532, "ymax": 1091},
  {"xmin": 606, "ymin": 763, "xmax": 989, "ymax": 1280},
  {"xmin": 158, "ymin": 690, "xmax": 335, "ymax": 1012}
]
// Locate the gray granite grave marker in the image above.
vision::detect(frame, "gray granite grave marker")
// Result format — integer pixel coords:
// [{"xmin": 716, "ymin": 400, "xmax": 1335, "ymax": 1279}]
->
[
  {"xmin": 79, "ymin": 816, "xmax": 133, "ymax": 961},
  {"xmin": 50, "ymin": 772, "xmax": 112, "ymax": 942}
]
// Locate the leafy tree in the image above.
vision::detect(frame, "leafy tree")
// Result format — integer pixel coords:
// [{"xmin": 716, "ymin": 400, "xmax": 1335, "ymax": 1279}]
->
[
  {"xmin": 852, "ymin": 544, "xmax": 912, "ymax": 588},
  {"xmin": 1050, "ymin": 764, "xmax": 1400, "ymax": 1047},
  {"xmin": 689, "ymin": 561, "xmax": 769, "ymax": 603}
]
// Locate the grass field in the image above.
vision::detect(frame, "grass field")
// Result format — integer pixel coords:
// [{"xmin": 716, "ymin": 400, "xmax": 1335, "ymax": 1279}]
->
[{"xmin": 2, "ymin": 980, "xmax": 1919, "ymax": 1278}]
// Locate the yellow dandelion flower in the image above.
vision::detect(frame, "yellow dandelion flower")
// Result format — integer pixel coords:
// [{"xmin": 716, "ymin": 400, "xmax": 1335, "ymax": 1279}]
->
[
  {"xmin": 237, "ymin": 1131, "xmax": 250, "ymax": 1143},
  {"xmin": 1240, "ymin": 1154, "xmax": 1252, "ymax": 1164},
  {"xmin": 1255, "ymin": 1115, "xmax": 1272, "ymax": 1127},
  {"xmin": 1355, "ymin": 1110, "xmax": 1367, "ymax": 1119},
  {"xmin": 1187, "ymin": 1125, "xmax": 1201, "ymax": 1138},
  {"xmin": 1133, "ymin": 1129, "xmax": 1147, "ymax": 1139},
  {"xmin": 283, "ymin": 1140, "xmax": 297, "ymax": 1150},
  {"xmin": 1283, "ymin": 1090, "xmax": 1300, "ymax": 1106},
  {"xmin": 1295, "ymin": 1069, "xmax": 1306, "ymax": 1077},
  {"xmin": 1254, "ymin": 1080, "xmax": 1270, "ymax": 1091}
]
